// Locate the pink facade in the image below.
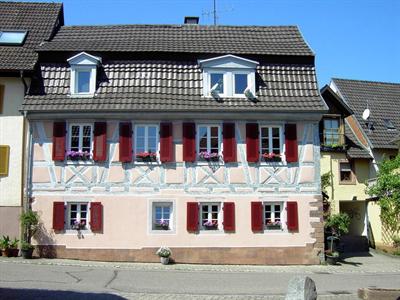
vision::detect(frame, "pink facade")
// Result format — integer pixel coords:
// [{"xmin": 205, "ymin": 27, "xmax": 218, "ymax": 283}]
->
[{"xmin": 30, "ymin": 120, "xmax": 324, "ymax": 264}]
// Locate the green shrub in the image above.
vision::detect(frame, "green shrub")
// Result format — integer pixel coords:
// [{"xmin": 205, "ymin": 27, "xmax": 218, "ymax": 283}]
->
[{"xmin": 325, "ymin": 213, "xmax": 351, "ymax": 237}]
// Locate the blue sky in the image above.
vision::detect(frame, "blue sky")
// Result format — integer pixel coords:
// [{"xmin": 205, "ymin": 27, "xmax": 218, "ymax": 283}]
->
[{"xmin": 27, "ymin": 0, "xmax": 400, "ymax": 87}]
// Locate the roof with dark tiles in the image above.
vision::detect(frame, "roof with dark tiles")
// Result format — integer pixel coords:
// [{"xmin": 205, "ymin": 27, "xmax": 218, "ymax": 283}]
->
[
  {"xmin": 0, "ymin": 1, "xmax": 63, "ymax": 71},
  {"xmin": 332, "ymin": 78, "xmax": 400, "ymax": 150},
  {"xmin": 37, "ymin": 24, "xmax": 314, "ymax": 56},
  {"xmin": 23, "ymin": 60, "xmax": 326, "ymax": 112}
]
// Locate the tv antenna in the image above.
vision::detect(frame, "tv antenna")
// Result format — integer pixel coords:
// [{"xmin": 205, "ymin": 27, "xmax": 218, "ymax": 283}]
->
[{"xmin": 202, "ymin": 0, "xmax": 234, "ymax": 25}]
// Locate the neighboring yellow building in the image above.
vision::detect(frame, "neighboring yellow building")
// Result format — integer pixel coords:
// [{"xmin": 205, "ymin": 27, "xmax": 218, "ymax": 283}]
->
[
  {"xmin": 328, "ymin": 78, "xmax": 400, "ymax": 247},
  {"xmin": 320, "ymin": 85, "xmax": 372, "ymax": 251}
]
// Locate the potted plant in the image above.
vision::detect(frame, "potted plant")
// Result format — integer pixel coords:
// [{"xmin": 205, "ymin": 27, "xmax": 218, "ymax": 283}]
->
[
  {"xmin": 0, "ymin": 235, "xmax": 10, "ymax": 257},
  {"xmin": 324, "ymin": 213, "xmax": 350, "ymax": 265},
  {"xmin": 20, "ymin": 241, "xmax": 35, "ymax": 259},
  {"xmin": 203, "ymin": 220, "xmax": 218, "ymax": 230},
  {"xmin": 156, "ymin": 246, "xmax": 172, "ymax": 265},
  {"xmin": 20, "ymin": 210, "xmax": 40, "ymax": 243},
  {"xmin": 266, "ymin": 220, "xmax": 282, "ymax": 230},
  {"xmin": 8, "ymin": 237, "xmax": 19, "ymax": 257},
  {"xmin": 262, "ymin": 152, "xmax": 281, "ymax": 162}
]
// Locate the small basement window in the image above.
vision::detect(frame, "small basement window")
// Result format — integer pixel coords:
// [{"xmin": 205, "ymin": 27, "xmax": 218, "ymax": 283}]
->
[{"xmin": 0, "ymin": 31, "xmax": 27, "ymax": 45}]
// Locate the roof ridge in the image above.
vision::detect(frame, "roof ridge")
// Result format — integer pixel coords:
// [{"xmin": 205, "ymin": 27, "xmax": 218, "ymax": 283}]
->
[
  {"xmin": 61, "ymin": 24, "xmax": 299, "ymax": 29},
  {"xmin": 333, "ymin": 77, "xmax": 400, "ymax": 86},
  {"xmin": 0, "ymin": 1, "xmax": 62, "ymax": 6}
]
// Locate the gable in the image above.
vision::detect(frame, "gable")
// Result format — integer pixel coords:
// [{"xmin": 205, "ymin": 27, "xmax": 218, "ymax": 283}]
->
[{"xmin": 198, "ymin": 54, "xmax": 259, "ymax": 69}]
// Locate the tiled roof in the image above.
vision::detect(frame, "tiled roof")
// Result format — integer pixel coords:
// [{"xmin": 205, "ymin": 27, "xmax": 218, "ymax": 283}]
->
[
  {"xmin": 333, "ymin": 78, "xmax": 400, "ymax": 149},
  {"xmin": 22, "ymin": 60, "xmax": 326, "ymax": 112},
  {"xmin": 0, "ymin": 1, "xmax": 63, "ymax": 71},
  {"xmin": 345, "ymin": 124, "xmax": 371, "ymax": 159},
  {"xmin": 37, "ymin": 25, "xmax": 314, "ymax": 56}
]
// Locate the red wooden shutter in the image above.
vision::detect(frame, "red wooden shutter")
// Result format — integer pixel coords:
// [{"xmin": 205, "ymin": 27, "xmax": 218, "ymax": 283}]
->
[
  {"xmin": 246, "ymin": 123, "xmax": 259, "ymax": 163},
  {"xmin": 93, "ymin": 122, "xmax": 107, "ymax": 162},
  {"xmin": 52, "ymin": 202, "xmax": 65, "ymax": 231},
  {"xmin": 119, "ymin": 122, "xmax": 132, "ymax": 162},
  {"xmin": 52, "ymin": 122, "xmax": 66, "ymax": 161},
  {"xmin": 287, "ymin": 201, "xmax": 299, "ymax": 231},
  {"xmin": 186, "ymin": 202, "xmax": 199, "ymax": 232},
  {"xmin": 223, "ymin": 123, "xmax": 237, "ymax": 163},
  {"xmin": 251, "ymin": 202, "xmax": 263, "ymax": 232},
  {"xmin": 160, "ymin": 122, "xmax": 173, "ymax": 163},
  {"xmin": 90, "ymin": 202, "xmax": 103, "ymax": 232},
  {"xmin": 223, "ymin": 202, "xmax": 235, "ymax": 231},
  {"xmin": 285, "ymin": 124, "xmax": 298, "ymax": 163},
  {"xmin": 183, "ymin": 122, "xmax": 196, "ymax": 162}
]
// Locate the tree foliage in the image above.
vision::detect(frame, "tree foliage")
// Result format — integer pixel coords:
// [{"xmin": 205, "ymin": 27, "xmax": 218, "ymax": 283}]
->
[
  {"xmin": 367, "ymin": 154, "xmax": 400, "ymax": 240},
  {"xmin": 325, "ymin": 213, "xmax": 351, "ymax": 237}
]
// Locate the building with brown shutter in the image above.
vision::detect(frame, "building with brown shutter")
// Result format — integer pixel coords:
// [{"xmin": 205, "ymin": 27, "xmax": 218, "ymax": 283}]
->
[
  {"xmin": 21, "ymin": 18, "xmax": 328, "ymax": 264},
  {"xmin": 0, "ymin": 2, "xmax": 63, "ymax": 239}
]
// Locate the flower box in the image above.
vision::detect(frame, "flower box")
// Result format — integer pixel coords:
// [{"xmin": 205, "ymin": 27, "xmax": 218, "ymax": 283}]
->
[
  {"xmin": 266, "ymin": 221, "xmax": 282, "ymax": 230},
  {"xmin": 154, "ymin": 220, "xmax": 170, "ymax": 230},
  {"xmin": 199, "ymin": 151, "xmax": 220, "ymax": 162},
  {"xmin": 72, "ymin": 220, "xmax": 86, "ymax": 231},
  {"xmin": 136, "ymin": 152, "xmax": 157, "ymax": 162},
  {"xmin": 203, "ymin": 220, "xmax": 218, "ymax": 230},
  {"xmin": 66, "ymin": 150, "xmax": 91, "ymax": 161},
  {"xmin": 262, "ymin": 153, "xmax": 281, "ymax": 162}
]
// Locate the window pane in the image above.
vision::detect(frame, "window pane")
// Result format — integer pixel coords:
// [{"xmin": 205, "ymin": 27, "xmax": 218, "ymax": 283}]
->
[
  {"xmin": 71, "ymin": 204, "xmax": 77, "ymax": 211},
  {"xmin": 202, "ymin": 205, "xmax": 208, "ymax": 213},
  {"xmin": 137, "ymin": 126, "xmax": 145, "ymax": 137},
  {"xmin": 83, "ymin": 126, "xmax": 91, "ymax": 137},
  {"xmin": 148, "ymin": 126, "xmax": 157, "ymax": 137},
  {"xmin": 210, "ymin": 127, "xmax": 218, "ymax": 137},
  {"xmin": 261, "ymin": 138, "xmax": 269, "ymax": 150},
  {"xmin": 272, "ymin": 128, "xmax": 280, "ymax": 137},
  {"xmin": 0, "ymin": 31, "xmax": 26, "ymax": 44},
  {"xmin": 82, "ymin": 137, "xmax": 91, "ymax": 150},
  {"xmin": 136, "ymin": 137, "xmax": 145, "ymax": 152},
  {"xmin": 234, "ymin": 73, "xmax": 247, "ymax": 94},
  {"xmin": 77, "ymin": 71, "xmax": 91, "ymax": 93},
  {"xmin": 199, "ymin": 127, "xmax": 207, "ymax": 140},
  {"xmin": 210, "ymin": 73, "xmax": 224, "ymax": 94},
  {"xmin": 272, "ymin": 138, "xmax": 280, "ymax": 149},
  {"xmin": 148, "ymin": 138, "xmax": 157, "ymax": 152},
  {"xmin": 70, "ymin": 137, "xmax": 79, "ymax": 151},
  {"xmin": 210, "ymin": 137, "xmax": 219, "ymax": 149},
  {"xmin": 71, "ymin": 126, "xmax": 80, "ymax": 137}
]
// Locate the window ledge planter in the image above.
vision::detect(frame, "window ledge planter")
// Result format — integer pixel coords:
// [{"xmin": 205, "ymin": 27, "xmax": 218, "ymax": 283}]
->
[
  {"xmin": 262, "ymin": 153, "xmax": 281, "ymax": 162},
  {"xmin": 266, "ymin": 223, "xmax": 282, "ymax": 230},
  {"xmin": 66, "ymin": 150, "xmax": 92, "ymax": 161},
  {"xmin": 320, "ymin": 144, "xmax": 346, "ymax": 152},
  {"xmin": 203, "ymin": 221, "xmax": 218, "ymax": 230},
  {"xmin": 136, "ymin": 152, "xmax": 157, "ymax": 162},
  {"xmin": 154, "ymin": 221, "xmax": 170, "ymax": 230},
  {"xmin": 199, "ymin": 152, "xmax": 220, "ymax": 162}
]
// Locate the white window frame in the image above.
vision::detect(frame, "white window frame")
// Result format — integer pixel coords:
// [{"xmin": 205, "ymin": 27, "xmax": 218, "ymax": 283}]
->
[
  {"xmin": 152, "ymin": 202, "xmax": 173, "ymax": 231},
  {"xmin": 232, "ymin": 70, "xmax": 252, "ymax": 97},
  {"xmin": 66, "ymin": 202, "xmax": 91, "ymax": 231},
  {"xmin": 259, "ymin": 125, "xmax": 284, "ymax": 162},
  {"xmin": 196, "ymin": 124, "xmax": 222, "ymax": 159},
  {"xmin": 263, "ymin": 201, "xmax": 286, "ymax": 232},
  {"xmin": 68, "ymin": 123, "xmax": 93, "ymax": 153},
  {"xmin": 70, "ymin": 66, "xmax": 97, "ymax": 96},
  {"xmin": 207, "ymin": 70, "xmax": 228, "ymax": 97},
  {"xmin": 199, "ymin": 202, "xmax": 222, "ymax": 231},
  {"xmin": 134, "ymin": 124, "xmax": 159, "ymax": 161}
]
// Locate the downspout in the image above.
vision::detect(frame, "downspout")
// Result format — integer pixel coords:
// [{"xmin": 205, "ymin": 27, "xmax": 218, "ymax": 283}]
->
[{"xmin": 24, "ymin": 110, "xmax": 33, "ymax": 213}]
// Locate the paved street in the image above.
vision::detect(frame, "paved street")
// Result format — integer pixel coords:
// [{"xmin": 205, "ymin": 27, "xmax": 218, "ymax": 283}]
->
[{"xmin": 0, "ymin": 250, "xmax": 399, "ymax": 299}]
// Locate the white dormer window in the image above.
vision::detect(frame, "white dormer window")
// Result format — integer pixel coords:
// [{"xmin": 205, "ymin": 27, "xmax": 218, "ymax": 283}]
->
[
  {"xmin": 199, "ymin": 54, "xmax": 258, "ymax": 99},
  {"xmin": 67, "ymin": 52, "xmax": 102, "ymax": 97}
]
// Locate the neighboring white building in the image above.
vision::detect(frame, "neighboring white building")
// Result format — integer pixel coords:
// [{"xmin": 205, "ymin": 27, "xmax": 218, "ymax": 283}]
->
[{"xmin": 0, "ymin": 2, "xmax": 63, "ymax": 238}]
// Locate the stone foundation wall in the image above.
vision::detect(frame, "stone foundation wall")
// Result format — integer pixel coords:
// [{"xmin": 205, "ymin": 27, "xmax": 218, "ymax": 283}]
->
[{"xmin": 36, "ymin": 244, "xmax": 321, "ymax": 265}]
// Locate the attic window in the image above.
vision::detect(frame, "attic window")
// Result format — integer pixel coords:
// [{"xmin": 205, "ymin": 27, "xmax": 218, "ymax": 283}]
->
[
  {"xmin": 67, "ymin": 52, "xmax": 101, "ymax": 97},
  {"xmin": 0, "ymin": 31, "xmax": 27, "ymax": 45},
  {"xmin": 199, "ymin": 54, "xmax": 258, "ymax": 99},
  {"xmin": 383, "ymin": 119, "xmax": 396, "ymax": 130}
]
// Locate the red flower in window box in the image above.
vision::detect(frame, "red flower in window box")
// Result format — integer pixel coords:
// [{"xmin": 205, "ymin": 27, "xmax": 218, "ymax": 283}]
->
[{"xmin": 203, "ymin": 220, "xmax": 218, "ymax": 229}]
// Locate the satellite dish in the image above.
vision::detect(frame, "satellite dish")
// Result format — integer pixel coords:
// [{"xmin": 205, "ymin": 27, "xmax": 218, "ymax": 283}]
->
[{"xmin": 362, "ymin": 108, "xmax": 370, "ymax": 120}]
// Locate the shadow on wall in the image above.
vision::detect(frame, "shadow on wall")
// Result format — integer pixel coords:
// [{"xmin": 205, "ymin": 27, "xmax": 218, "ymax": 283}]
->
[
  {"xmin": 0, "ymin": 288, "xmax": 124, "ymax": 300},
  {"xmin": 34, "ymin": 222, "xmax": 57, "ymax": 258}
]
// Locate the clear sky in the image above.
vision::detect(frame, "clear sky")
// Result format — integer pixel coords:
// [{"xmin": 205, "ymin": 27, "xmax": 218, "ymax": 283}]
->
[{"xmin": 24, "ymin": 0, "xmax": 400, "ymax": 87}]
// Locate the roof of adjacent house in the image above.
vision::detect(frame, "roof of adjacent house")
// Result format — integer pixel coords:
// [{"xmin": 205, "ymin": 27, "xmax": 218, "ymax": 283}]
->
[
  {"xmin": 23, "ymin": 60, "xmax": 326, "ymax": 113},
  {"xmin": 332, "ymin": 78, "xmax": 400, "ymax": 149},
  {"xmin": 37, "ymin": 25, "xmax": 314, "ymax": 56},
  {"xmin": 0, "ymin": 1, "xmax": 63, "ymax": 71},
  {"xmin": 345, "ymin": 124, "xmax": 372, "ymax": 159}
]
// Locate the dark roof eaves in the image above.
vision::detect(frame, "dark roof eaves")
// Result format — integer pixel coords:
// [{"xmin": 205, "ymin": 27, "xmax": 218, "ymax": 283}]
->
[{"xmin": 320, "ymin": 84, "xmax": 354, "ymax": 115}]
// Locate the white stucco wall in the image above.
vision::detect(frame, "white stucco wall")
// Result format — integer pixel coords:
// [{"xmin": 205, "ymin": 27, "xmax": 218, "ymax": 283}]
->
[{"xmin": 0, "ymin": 77, "xmax": 26, "ymax": 206}]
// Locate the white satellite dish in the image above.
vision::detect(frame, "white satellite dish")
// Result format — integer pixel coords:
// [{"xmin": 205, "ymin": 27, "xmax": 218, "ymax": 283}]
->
[{"xmin": 362, "ymin": 108, "xmax": 370, "ymax": 120}]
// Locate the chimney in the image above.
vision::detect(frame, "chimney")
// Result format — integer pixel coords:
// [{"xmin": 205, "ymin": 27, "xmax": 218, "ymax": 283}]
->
[{"xmin": 184, "ymin": 16, "xmax": 199, "ymax": 25}]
